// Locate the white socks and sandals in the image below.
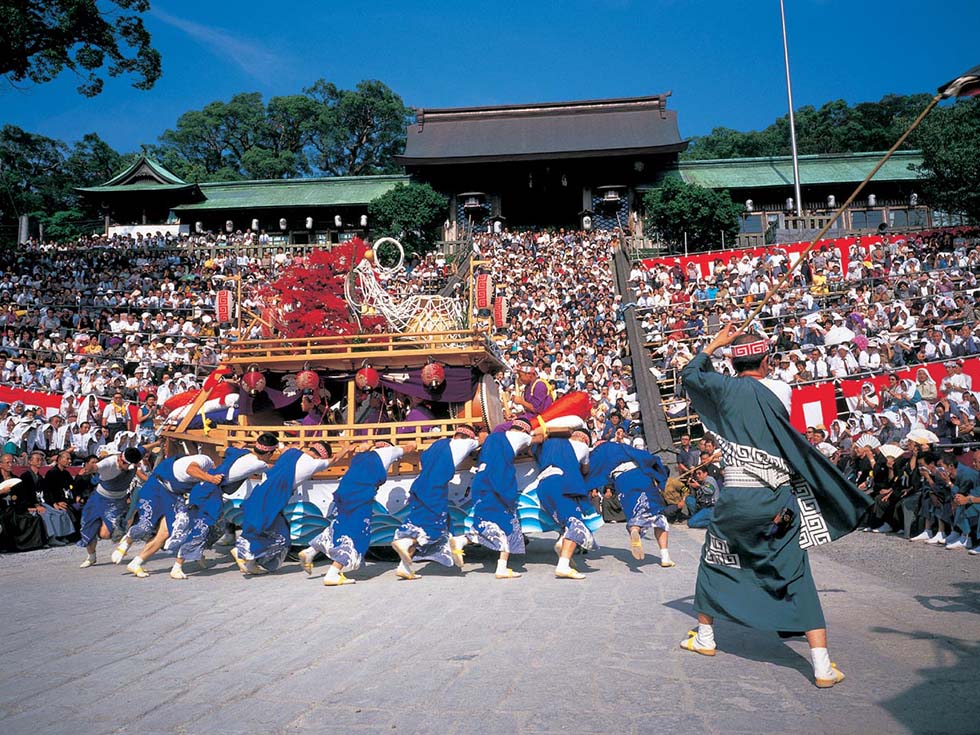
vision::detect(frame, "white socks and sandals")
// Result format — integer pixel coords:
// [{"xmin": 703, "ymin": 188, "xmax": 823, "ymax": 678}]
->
[{"xmin": 679, "ymin": 624, "xmax": 845, "ymax": 688}]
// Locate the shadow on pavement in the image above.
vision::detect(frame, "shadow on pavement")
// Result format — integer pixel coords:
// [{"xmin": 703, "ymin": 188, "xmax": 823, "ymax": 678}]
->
[
  {"xmin": 873, "ymin": 626, "xmax": 979, "ymax": 735},
  {"xmin": 914, "ymin": 580, "xmax": 980, "ymax": 615}
]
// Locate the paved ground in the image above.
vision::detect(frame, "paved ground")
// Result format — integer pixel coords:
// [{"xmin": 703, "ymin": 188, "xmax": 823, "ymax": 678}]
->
[{"xmin": 1, "ymin": 524, "xmax": 977, "ymax": 735}]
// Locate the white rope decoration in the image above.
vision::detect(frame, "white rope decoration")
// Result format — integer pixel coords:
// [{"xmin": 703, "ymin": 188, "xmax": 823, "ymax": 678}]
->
[{"xmin": 345, "ymin": 237, "xmax": 466, "ymax": 334}]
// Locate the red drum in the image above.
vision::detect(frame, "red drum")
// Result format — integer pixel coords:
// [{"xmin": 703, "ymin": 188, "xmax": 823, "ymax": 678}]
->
[
  {"xmin": 474, "ymin": 274, "xmax": 493, "ymax": 309},
  {"xmin": 493, "ymin": 298, "xmax": 508, "ymax": 329}
]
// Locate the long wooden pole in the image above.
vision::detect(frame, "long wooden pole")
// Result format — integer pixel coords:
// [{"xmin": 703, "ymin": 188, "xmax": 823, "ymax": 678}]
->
[{"xmin": 738, "ymin": 93, "xmax": 943, "ymax": 333}]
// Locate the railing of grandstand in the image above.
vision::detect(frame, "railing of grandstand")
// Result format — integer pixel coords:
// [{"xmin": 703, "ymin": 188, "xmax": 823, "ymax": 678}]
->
[
  {"xmin": 437, "ymin": 237, "xmax": 475, "ymax": 302},
  {"xmin": 658, "ymin": 353, "xmax": 980, "ymax": 442},
  {"xmin": 626, "ymin": 221, "xmax": 939, "ymax": 261},
  {"xmin": 611, "ymin": 243, "xmax": 676, "ymax": 458}
]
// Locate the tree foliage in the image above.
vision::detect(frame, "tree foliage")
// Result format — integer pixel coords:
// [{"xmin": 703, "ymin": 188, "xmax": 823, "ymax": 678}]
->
[
  {"xmin": 154, "ymin": 80, "xmax": 409, "ymax": 181},
  {"xmin": 367, "ymin": 183, "xmax": 448, "ymax": 256},
  {"xmin": 642, "ymin": 179, "xmax": 742, "ymax": 250},
  {"xmin": 0, "ymin": 0, "xmax": 161, "ymax": 97},
  {"xmin": 912, "ymin": 97, "xmax": 980, "ymax": 221},
  {"xmin": 684, "ymin": 94, "xmax": 934, "ymax": 159},
  {"xmin": 0, "ymin": 125, "xmax": 125, "ymax": 235},
  {"xmin": 304, "ymin": 79, "xmax": 410, "ymax": 176}
]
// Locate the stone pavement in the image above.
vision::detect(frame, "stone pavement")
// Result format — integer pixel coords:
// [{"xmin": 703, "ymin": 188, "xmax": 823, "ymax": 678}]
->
[{"xmin": 1, "ymin": 524, "xmax": 977, "ymax": 735}]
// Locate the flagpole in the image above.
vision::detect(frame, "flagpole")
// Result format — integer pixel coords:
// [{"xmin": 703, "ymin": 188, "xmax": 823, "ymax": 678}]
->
[{"xmin": 780, "ymin": 0, "xmax": 803, "ymax": 219}]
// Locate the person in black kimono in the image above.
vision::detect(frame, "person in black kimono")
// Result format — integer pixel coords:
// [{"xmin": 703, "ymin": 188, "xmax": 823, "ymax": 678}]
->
[{"xmin": 0, "ymin": 453, "xmax": 46, "ymax": 551}]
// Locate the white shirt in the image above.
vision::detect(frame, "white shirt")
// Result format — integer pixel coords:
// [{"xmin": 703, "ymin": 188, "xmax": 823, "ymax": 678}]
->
[
  {"xmin": 373, "ymin": 446, "xmax": 405, "ymax": 472},
  {"xmin": 505, "ymin": 430, "xmax": 533, "ymax": 455},
  {"xmin": 173, "ymin": 454, "xmax": 214, "ymax": 483},
  {"xmin": 294, "ymin": 454, "xmax": 331, "ymax": 485},
  {"xmin": 760, "ymin": 378, "xmax": 792, "ymax": 413},
  {"xmin": 226, "ymin": 454, "xmax": 270, "ymax": 484},
  {"xmin": 449, "ymin": 438, "xmax": 479, "ymax": 467}
]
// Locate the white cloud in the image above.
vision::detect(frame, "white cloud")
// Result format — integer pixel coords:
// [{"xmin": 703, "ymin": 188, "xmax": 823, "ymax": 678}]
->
[{"xmin": 151, "ymin": 8, "xmax": 282, "ymax": 84}]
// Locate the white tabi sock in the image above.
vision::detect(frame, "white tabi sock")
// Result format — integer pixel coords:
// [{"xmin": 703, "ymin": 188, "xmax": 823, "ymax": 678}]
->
[
  {"xmin": 325, "ymin": 565, "xmax": 341, "ymax": 581},
  {"xmin": 696, "ymin": 623, "xmax": 716, "ymax": 649},
  {"xmin": 810, "ymin": 647, "xmax": 833, "ymax": 679},
  {"xmin": 171, "ymin": 561, "xmax": 183, "ymax": 572},
  {"xmin": 556, "ymin": 557, "xmax": 571, "ymax": 573},
  {"xmin": 660, "ymin": 548, "xmax": 672, "ymax": 565},
  {"xmin": 495, "ymin": 558, "xmax": 508, "ymax": 575},
  {"xmin": 132, "ymin": 556, "xmax": 144, "ymax": 566},
  {"xmin": 397, "ymin": 561, "xmax": 413, "ymax": 576}
]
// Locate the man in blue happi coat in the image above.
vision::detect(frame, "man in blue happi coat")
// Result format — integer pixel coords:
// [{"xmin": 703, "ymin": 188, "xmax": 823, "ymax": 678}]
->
[
  {"xmin": 112, "ymin": 452, "xmax": 221, "ymax": 578},
  {"xmin": 76, "ymin": 448, "xmax": 144, "ymax": 569},
  {"xmin": 299, "ymin": 439, "xmax": 416, "ymax": 586},
  {"xmin": 165, "ymin": 441, "xmax": 272, "ymax": 579},
  {"xmin": 234, "ymin": 436, "xmax": 342, "ymax": 575},
  {"xmin": 461, "ymin": 418, "xmax": 540, "ymax": 579},
  {"xmin": 585, "ymin": 440, "xmax": 675, "ymax": 567},
  {"xmin": 391, "ymin": 425, "xmax": 480, "ymax": 580},
  {"xmin": 534, "ymin": 431, "xmax": 595, "ymax": 580}
]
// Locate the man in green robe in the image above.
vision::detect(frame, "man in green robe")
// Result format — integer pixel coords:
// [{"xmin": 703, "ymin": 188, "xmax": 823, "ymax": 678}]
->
[{"xmin": 679, "ymin": 325, "xmax": 872, "ymax": 689}]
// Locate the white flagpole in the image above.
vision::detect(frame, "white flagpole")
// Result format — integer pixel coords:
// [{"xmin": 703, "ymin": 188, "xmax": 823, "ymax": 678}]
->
[{"xmin": 780, "ymin": 0, "xmax": 804, "ymax": 219}]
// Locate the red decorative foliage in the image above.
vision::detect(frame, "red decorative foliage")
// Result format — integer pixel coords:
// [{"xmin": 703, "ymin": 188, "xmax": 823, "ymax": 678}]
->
[{"xmin": 259, "ymin": 238, "xmax": 384, "ymax": 338}]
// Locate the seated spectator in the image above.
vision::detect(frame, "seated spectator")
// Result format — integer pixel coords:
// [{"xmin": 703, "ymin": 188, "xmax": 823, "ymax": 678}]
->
[
  {"xmin": 685, "ymin": 466, "xmax": 718, "ymax": 528},
  {"xmin": 0, "ymin": 452, "xmax": 46, "ymax": 551}
]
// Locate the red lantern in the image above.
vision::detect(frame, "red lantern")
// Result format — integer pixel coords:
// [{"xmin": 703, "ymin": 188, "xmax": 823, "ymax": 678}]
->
[
  {"xmin": 493, "ymin": 297, "xmax": 508, "ymax": 329},
  {"xmin": 421, "ymin": 362, "xmax": 445, "ymax": 390},
  {"xmin": 474, "ymin": 274, "xmax": 493, "ymax": 309},
  {"xmin": 295, "ymin": 368, "xmax": 320, "ymax": 391},
  {"xmin": 355, "ymin": 366, "xmax": 380, "ymax": 391},
  {"xmin": 241, "ymin": 365, "xmax": 267, "ymax": 395}
]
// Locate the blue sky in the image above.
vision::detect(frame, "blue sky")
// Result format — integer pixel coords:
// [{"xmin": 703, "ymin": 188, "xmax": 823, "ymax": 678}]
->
[{"xmin": 4, "ymin": 0, "xmax": 979, "ymax": 153}]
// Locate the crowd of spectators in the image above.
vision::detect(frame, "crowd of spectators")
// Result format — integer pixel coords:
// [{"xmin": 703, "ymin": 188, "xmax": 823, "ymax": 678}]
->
[
  {"xmin": 0, "ymin": 227, "xmax": 472, "ymax": 551},
  {"xmin": 477, "ymin": 229, "xmax": 645, "ymax": 448},
  {"xmin": 639, "ymin": 229, "xmax": 980, "ymax": 552},
  {"xmin": 4, "ymin": 221, "xmax": 978, "ymax": 556}
]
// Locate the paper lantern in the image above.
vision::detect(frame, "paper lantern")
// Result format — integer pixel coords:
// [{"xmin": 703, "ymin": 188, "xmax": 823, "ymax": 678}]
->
[
  {"xmin": 295, "ymin": 368, "xmax": 320, "ymax": 391},
  {"xmin": 493, "ymin": 298, "xmax": 508, "ymax": 329},
  {"xmin": 421, "ymin": 362, "xmax": 445, "ymax": 390},
  {"xmin": 355, "ymin": 366, "xmax": 380, "ymax": 391},
  {"xmin": 241, "ymin": 368, "xmax": 266, "ymax": 396},
  {"xmin": 474, "ymin": 274, "xmax": 493, "ymax": 309}
]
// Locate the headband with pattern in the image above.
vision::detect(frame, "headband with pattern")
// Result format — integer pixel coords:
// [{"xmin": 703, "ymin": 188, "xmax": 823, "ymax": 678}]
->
[
  {"xmin": 454, "ymin": 425, "xmax": 477, "ymax": 440},
  {"xmin": 730, "ymin": 339, "xmax": 769, "ymax": 359}
]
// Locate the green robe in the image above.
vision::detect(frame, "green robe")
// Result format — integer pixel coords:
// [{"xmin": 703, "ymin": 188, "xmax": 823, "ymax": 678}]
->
[{"xmin": 682, "ymin": 351, "xmax": 872, "ymax": 631}]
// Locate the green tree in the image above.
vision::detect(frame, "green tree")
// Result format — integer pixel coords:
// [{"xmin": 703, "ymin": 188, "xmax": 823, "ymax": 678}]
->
[
  {"xmin": 0, "ymin": 124, "xmax": 69, "ymax": 222},
  {"xmin": 305, "ymin": 79, "xmax": 410, "ymax": 176},
  {"xmin": 64, "ymin": 132, "xmax": 126, "ymax": 188},
  {"xmin": 156, "ymin": 92, "xmax": 316, "ymax": 180},
  {"xmin": 642, "ymin": 178, "xmax": 742, "ymax": 250},
  {"xmin": 368, "ymin": 183, "xmax": 448, "ymax": 255},
  {"xmin": 913, "ymin": 97, "xmax": 980, "ymax": 221},
  {"xmin": 0, "ymin": 0, "xmax": 161, "ymax": 96},
  {"xmin": 684, "ymin": 93, "xmax": 935, "ymax": 160}
]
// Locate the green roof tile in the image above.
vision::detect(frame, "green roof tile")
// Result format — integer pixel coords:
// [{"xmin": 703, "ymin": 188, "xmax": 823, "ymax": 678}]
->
[
  {"xmin": 677, "ymin": 150, "xmax": 922, "ymax": 189},
  {"xmin": 173, "ymin": 175, "xmax": 411, "ymax": 211}
]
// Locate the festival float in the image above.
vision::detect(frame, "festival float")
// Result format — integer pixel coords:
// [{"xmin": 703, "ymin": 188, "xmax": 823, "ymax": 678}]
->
[{"xmin": 158, "ymin": 237, "xmax": 599, "ymax": 547}]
